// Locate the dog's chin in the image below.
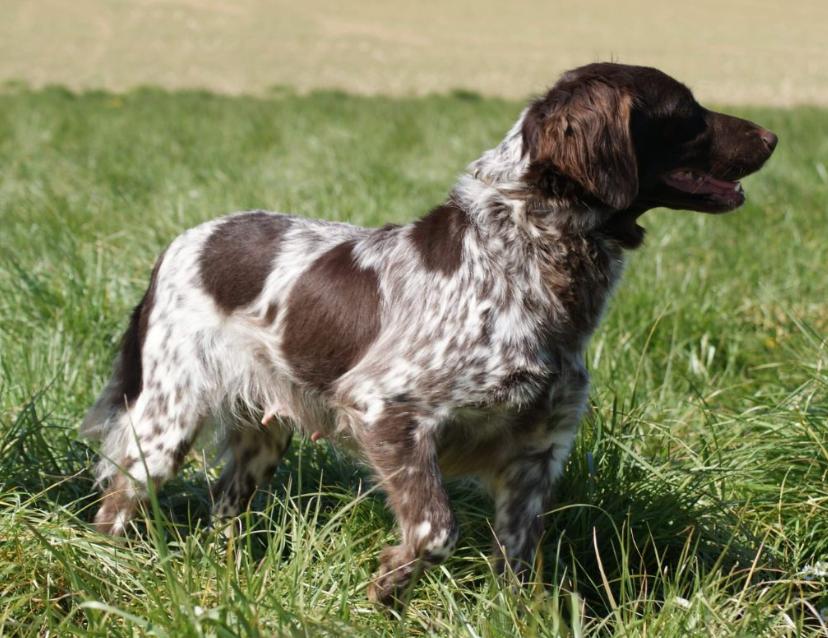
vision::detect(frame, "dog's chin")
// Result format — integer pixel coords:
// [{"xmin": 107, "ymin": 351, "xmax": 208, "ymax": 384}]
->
[
  {"xmin": 653, "ymin": 169, "xmax": 747, "ymax": 213},
  {"xmin": 598, "ymin": 211, "xmax": 647, "ymax": 249}
]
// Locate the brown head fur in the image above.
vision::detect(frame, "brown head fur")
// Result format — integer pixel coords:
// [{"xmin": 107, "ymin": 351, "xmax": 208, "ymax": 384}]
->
[{"xmin": 522, "ymin": 74, "xmax": 638, "ymax": 210}]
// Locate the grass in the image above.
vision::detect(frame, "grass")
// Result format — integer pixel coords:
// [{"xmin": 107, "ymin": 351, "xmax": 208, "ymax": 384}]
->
[{"xmin": 0, "ymin": 86, "xmax": 826, "ymax": 636}]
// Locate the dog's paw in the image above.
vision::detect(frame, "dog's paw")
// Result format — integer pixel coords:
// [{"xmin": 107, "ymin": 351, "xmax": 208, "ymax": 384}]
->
[{"xmin": 367, "ymin": 545, "xmax": 420, "ymax": 608}]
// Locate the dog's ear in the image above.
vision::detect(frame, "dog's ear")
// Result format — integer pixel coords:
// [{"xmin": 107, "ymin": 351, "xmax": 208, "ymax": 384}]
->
[{"xmin": 522, "ymin": 80, "xmax": 638, "ymax": 210}]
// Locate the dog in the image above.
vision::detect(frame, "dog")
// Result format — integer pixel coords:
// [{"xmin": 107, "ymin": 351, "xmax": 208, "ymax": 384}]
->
[{"xmin": 81, "ymin": 62, "xmax": 776, "ymax": 605}]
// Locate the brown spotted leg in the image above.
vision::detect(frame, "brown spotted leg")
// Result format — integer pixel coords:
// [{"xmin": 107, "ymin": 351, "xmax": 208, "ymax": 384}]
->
[
  {"xmin": 488, "ymin": 444, "xmax": 568, "ymax": 579},
  {"xmin": 488, "ymin": 375, "xmax": 587, "ymax": 579},
  {"xmin": 361, "ymin": 407, "xmax": 459, "ymax": 606},
  {"xmin": 211, "ymin": 421, "xmax": 293, "ymax": 525},
  {"xmin": 93, "ymin": 391, "xmax": 206, "ymax": 535}
]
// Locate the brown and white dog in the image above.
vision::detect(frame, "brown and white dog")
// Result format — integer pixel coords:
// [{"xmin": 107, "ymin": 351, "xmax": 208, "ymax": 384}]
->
[{"xmin": 82, "ymin": 63, "xmax": 776, "ymax": 604}]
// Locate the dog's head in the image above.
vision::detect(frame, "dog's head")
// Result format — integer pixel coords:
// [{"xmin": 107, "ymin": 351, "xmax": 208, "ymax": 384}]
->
[{"xmin": 521, "ymin": 63, "xmax": 777, "ymax": 240}]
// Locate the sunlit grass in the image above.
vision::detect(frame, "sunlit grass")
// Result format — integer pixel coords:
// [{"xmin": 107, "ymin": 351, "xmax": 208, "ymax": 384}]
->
[{"xmin": 0, "ymin": 87, "xmax": 826, "ymax": 636}]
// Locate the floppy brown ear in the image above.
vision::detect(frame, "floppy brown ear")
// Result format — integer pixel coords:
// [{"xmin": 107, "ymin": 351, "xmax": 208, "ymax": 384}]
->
[{"xmin": 522, "ymin": 80, "xmax": 638, "ymax": 210}]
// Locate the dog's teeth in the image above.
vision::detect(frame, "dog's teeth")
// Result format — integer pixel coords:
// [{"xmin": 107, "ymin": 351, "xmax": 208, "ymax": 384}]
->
[{"xmin": 735, "ymin": 182, "xmax": 744, "ymax": 194}]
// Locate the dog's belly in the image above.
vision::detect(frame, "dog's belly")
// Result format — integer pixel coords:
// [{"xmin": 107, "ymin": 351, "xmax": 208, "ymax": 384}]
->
[
  {"xmin": 435, "ymin": 407, "xmax": 519, "ymax": 477},
  {"xmin": 435, "ymin": 369, "xmax": 589, "ymax": 478}
]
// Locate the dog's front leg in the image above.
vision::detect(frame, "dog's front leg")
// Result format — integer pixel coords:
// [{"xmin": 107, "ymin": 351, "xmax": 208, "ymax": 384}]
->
[
  {"xmin": 360, "ymin": 406, "xmax": 458, "ymax": 606},
  {"xmin": 488, "ymin": 430, "xmax": 576, "ymax": 580}
]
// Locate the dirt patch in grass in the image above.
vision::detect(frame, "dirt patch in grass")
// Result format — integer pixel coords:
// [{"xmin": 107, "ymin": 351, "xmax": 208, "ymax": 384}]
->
[{"xmin": 2, "ymin": 0, "xmax": 826, "ymax": 105}]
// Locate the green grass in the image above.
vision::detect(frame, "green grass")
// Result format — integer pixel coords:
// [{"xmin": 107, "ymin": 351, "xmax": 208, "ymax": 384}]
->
[{"xmin": 0, "ymin": 86, "xmax": 827, "ymax": 636}]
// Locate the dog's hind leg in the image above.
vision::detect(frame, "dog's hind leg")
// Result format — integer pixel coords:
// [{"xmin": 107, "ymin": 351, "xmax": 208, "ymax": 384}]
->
[
  {"xmin": 92, "ymin": 374, "xmax": 210, "ymax": 535},
  {"xmin": 210, "ymin": 421, "xmax": 293, "ymax": 525},
  {"xmin": 92, "ymin": 362, "xmax": 209, "ymax": 535}
]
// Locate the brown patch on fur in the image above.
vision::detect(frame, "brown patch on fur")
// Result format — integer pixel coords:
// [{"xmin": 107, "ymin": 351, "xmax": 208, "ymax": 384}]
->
[
  {"xmin": 264, "ymin": 302, "xmax": 279, "ymax": 324},
  {"xmin": 114, "ymin": 248, "xmax": 166, "ymax": 406},
  {"xmin": 522, "ymin": 74, "xmax": 638, "ymax": 210},
  {"xmin": 410, "ymin": 202, "xmax": 470, "ymax": 275},
  {"xmin": 171, "ymin": 439, "xmax": 192, "ymax": 469},
  {"xmin": 282, "ymin": 240, "xmax": 381, "ymax": 391},
  {"xmin": 199, "ymin": 211, "xmax": 291, "ymax": 312}
]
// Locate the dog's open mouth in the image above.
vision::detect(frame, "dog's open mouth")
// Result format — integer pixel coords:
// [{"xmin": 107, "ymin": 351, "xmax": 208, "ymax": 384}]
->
[{"xmin": 660, "ymin": 169, "xmax": 745, "ymax": 212}]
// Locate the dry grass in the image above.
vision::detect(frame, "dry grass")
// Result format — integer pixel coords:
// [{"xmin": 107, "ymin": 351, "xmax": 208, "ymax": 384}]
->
[{"xmin": 2, "ymin": 0, "xmax": 827, "ymax": 104}]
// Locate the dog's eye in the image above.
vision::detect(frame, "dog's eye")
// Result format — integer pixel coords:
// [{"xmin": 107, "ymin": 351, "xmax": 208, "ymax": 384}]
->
[{"xmin": 662, "ymin": 117, "xmax": 704, "ymax": 144}]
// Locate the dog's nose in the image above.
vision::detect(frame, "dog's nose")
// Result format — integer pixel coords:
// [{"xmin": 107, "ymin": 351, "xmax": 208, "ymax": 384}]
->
[{"xmin": 758, "ymin": 128, "xmax": 778, "ymax": 152}]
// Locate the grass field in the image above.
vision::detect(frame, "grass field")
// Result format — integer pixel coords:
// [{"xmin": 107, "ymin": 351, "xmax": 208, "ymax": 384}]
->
[{"xmin": 0, "ymin": 87, "xmax": 827, "ymax": 636}]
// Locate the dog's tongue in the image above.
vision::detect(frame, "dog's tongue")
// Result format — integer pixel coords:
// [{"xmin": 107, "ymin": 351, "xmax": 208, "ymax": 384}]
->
[{"xmin": 663, "ymin": 170, "xmax": 745, "ymax": 206}]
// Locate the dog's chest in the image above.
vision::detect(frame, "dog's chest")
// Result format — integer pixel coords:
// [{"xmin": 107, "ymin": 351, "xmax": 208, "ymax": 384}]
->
[
  {"xmin": 467, "ymin": 236, "xmax": 620, "ymax": 404},
  {"xmin": 536, "ymin": 233, "xmax": 622, "ymax": 341}
]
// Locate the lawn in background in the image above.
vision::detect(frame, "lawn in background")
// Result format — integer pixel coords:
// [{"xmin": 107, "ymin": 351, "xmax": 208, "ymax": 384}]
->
[{"xmin": 0, "ymin": 87, "xmax": 826, "ymax": 636}]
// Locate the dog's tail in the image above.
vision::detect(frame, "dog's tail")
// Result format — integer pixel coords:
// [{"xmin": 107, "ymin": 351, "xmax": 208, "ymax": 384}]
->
[{"xmin": 81, "ymin": 252, "xmax": 164, "ymax": 441}]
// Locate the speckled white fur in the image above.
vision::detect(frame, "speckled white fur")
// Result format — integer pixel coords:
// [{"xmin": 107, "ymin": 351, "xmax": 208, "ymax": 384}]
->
[{"xmin": 82, "ymin": 106, "xmax": 626, "ymax": 595}]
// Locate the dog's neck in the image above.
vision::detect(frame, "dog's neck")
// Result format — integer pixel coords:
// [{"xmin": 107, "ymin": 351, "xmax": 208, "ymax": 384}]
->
[
  {"xmin": 423, "ymin": 116, "xmax": 628, "ymax": 354},
  {"xmin": 467, "ymin": 109, "xmax": 531, "ymax": 189},
  {"xmin": 453, "ymin": 111, "xmax": 645, "ymax": 250},
  {"xmin": 454, "ymin": 114, "xmax": 612, "ymax": 241}
]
